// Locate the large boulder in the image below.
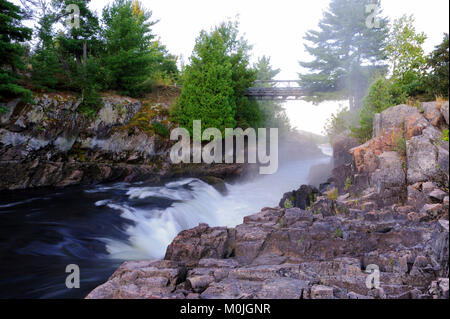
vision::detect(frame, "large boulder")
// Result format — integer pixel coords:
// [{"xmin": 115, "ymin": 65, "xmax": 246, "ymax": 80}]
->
[
  {"xmin": 372, "ymin": 104, "xmax": 419, "ymax": 138},
  {"xmin": 405, "ymin": 113, "xmax": 430, "ymax": 139},
  {"xmin": 441, "ymin": 101, "xmax": 449, "ymax": 125},
  {"xmin": 421, "ymin": 102, "xmax": 445, "ymax": 127},
  {"xmin": 332, "ymin": 131, "xmax": 359, "ymax": 167},
  {"xmin": 164, "ymin": 224, "xmax": 235, "ymax": 266},
  {"xmin": 279, "ymin": 185, "xmax": 320, "ymax": 210},
  {"xmin": 350, "ymin": 132, "xmax": 395, "ymax": 175},
  {"xmin": 407, "ymin": 135, "xmax": 441, "ymax": 184},
  {"xmin": 86, "ymin": 260, "xmax": 186, "ymax": 299},
  {"xmin": 88, "ymin": 204, "xmax": 448, "ymax": 299},
  {"xmin": 371, "ymin": 152, "xmax": 406, "ymax": 206}
]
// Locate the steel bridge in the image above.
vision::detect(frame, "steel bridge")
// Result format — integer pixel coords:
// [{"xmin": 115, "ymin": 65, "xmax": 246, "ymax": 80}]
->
[{"xmin": 245, "ymin": 80, "xmax": 305, "ymax": 101}]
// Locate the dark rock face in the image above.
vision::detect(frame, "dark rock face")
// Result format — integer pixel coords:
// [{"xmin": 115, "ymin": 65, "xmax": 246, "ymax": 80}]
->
[
  {"xmin": 332, "ymin": 131, "xmax": 359, "ymax": 167},
  {"xmin": 279, "ymin": 185, "xmax": 319, "ymax": 210},
  {"xmin": 0, "ymin": 94, "xmax": 168, "ymax": 190},
  {"xmin": 0, "ymin": 94, "xmax": 245, "ymax": 191}
]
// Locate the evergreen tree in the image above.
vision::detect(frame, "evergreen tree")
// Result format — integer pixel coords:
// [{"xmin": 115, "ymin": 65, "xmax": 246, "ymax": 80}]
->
[
  {"xmin": 254, "ymin": 56, "xmax": 291, "ymax": 135},
  {"xmin": 172, "ymin": 20, "xmax": 263, "ymax": 133},
  {"xmin": 150, "ymin": 40, "xmax": 179, "ymax": 84},
  {"xmin": 102, "ymin": 0, "xmax": 156, "ymax": 96},
  {"xmin": 54, "ymin": 0, "xmax": 101, "ymax": 65},
  {"xmin": 31, "ymin": 14, "xmax": 62, "ymax": 90},
  {"xmin": 0, "ymin": 0, "xmax": 32, "ymax": 101},
  {"xmin": 172, "ymin": 28, "xmax": 235, "ymax": 135},
  {"xmin": 427, "ymin": 33, "xmax": 449, "ymax": 98},
  {"xmin": 298, "ymin": 0, "xmax": 389, "ymax": 110},
  {"xmin": 217, "ymin": 21, "xmax": 261, "ymax": 129}
]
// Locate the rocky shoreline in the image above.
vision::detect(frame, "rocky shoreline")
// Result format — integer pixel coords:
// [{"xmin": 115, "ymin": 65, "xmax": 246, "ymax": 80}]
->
[{"xmin": 87, "ymin": 101, "xmax": 449, "ymax": 299}]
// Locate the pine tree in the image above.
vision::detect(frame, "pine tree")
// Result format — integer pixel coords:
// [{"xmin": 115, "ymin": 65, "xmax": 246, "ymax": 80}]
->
[
  {"xmin": 0, "ymin": 0, "xmax": 32, "ymax": 101},
  {"xmin": 31, "ymin": 14, "xmax": 62, "ymax": 90},
  {"xmin": 54, "ymin": 0, "xmax": 101, "ymax": 65},
  {"xmin": 102, "ymin": 0, "xmax": 156, "ymax": 97},
  {"xmin": 299, "ymin": 0, "xmax": 389, "ymax": 110}
]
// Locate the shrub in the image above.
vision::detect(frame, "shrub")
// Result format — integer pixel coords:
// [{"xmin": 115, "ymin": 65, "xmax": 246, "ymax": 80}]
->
[
  {"xmin": 334, "ymin": 228, "xmax": 343, "ymax": 239},
  {"xmin": 351, "ymin": 77, "xmax": 408, "ymax": 143},
  {"xmin": 152, "ymin": 121, "xmax": 169, "ymax": 138},
  {"xmin": 78, "ymin": 87, "xmax": 103, "ymax": 118},
  {"xmin": 345, "ymin": 177, "xmax": 353, "ymax": 191},
  {"xmin": 327, "ymin": 188, "xmax": 339, "ymax": 201},
  {"xmin": 394, "ymin": 136, "xmax": 407, "ymax": 157},
  {"xmin": 284, "ymin": 199, "xmax": 294, "ymax": 209},
  {"xmin": 323, "ymin": 106, "xmax": 354, "ymax": 139},
  {"xmin": 443, "ymin": 129, "xmax": 449, "ymax": 142}
]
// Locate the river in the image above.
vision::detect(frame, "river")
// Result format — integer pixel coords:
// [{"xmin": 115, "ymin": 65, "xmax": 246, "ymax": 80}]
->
[{"xmin": 0, "ymin": 148, "xmax": 331, "ymax": 299}]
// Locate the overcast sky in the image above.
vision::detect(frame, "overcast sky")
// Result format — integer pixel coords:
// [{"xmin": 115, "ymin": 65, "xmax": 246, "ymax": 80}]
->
[{"xmin": 17, "ymin": 0, "xmax": 450, "ymax": 135}]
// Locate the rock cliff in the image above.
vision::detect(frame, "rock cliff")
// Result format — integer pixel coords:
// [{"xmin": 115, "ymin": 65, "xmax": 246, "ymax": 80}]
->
[
  {"xmin": 86, "ymin": 101, "xmax": 449, "ymax": 300},
  {"xmin": 0, "ymin": 93, "xmax": 243, "ymax": 191}
]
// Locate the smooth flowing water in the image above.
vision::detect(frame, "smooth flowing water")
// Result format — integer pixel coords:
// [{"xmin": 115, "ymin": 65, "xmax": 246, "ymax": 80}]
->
[{"xmin": 0, "ymin": 150, "xmax": 331, "ymax": 299}]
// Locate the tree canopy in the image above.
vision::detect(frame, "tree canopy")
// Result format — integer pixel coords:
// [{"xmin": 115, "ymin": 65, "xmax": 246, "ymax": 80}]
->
[
  {"xmin": 172, "ymin": 21, "xmax": 265, "ymax": 135},
  {"xmin": 0, "ymin": 0, "xmax": 32, "ymax": 101},
  {"xmin": 298, "ymin": 0, "xmax": 389, "ymax": 110}
]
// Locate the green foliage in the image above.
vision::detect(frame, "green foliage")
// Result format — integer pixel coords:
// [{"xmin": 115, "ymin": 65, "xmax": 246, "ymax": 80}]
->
[
  {"xmin": 443, "ymin": 129, "xmax": 449, "ymax": 143},
  {"xmin": 172, "ymin": 27, "xmax": 235, "ymax": 135},
  {"xmin": 219, "ymin": 21, "xmax": 261, "ymax": 129},
  {"xmin": 102, "ymin": 0, "xmax": 156, "ymax": 97},
  {"xmin": 298, "ymin": 0, "xmax": 389, "ymax": 109},
  {"xmin": 0, "ymin": 0, "xmax": 32, "ymax": 101},
  {"xmin": 345, "ymin": 177, "xmax": 353, "ymax": 191},
  {"xmin": 351, "ymin": 77, "xmax": 408, "ymax": 143},
  {"xmin": 351, "ymin": 16, "xmax": 433, "ymax": 144},
  {"xmin": 254, "ymin": 56, "xmax": 291, "ymax": 135},
  {"xmin": 152, "ymin": 121, "xmax": 169, "ymax": 138},
  {"xmin": 31, "ymin": 48, "xmax": 62, "ymax": 90},
  {"xmin": 394, "ymin": 130, "xmax": 407, "ymax": 157},
  {"xmin": 78, "ymin": 86, "xmax": 103, "ymax": 117},
  {"xmin": 426, "ymin": 33, "xmax": 449, "ymax": 98},
  {"xmin": 172, "ymin": 21, "xmax": 259, "ymax": 135},
  {"xmin": 277, "ymin": 217, "xmax": 284, "ymax": 229},
  {"xmin": 327, "ymin": 188, "xmax": 339, "ymax": 201},
  {"xmin": 323, "ymin": 106, "xmax": 354, "ymax": 139},
  {"xmin": 386, "ymin": 15, "xmax": 429, "ymax": 98},
  {"xmin": 150, "ymin": 41, "xmax": 179, "ymax": 86},
  {"xmin": 387, "ymin": 15, "xmax": 427, "ymax": 81},
  {"xmin": 27, "ymin": 0, "xmax": 178, "ymax": 100},
  {"xmin": 334, "ymin": 228, "xmax": 343, "ymax": 239},
  {"xmin": 284, "ymin": 199, "xmax": 294, "ymax": 209}
]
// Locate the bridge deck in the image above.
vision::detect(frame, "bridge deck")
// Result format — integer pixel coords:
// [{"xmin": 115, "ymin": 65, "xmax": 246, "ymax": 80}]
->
[{"xmin": 245, "ymin": 80, "xmax": 305, "ymax": 100}]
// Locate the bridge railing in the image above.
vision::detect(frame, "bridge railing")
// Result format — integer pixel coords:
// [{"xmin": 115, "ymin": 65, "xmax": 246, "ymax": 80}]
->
[
  {"xmin": 246, "ymin": 80, "xmax": 304, "ymax": 100},
  {"xmin": 252, "ymin": 80, "xmax": 301, "ymax": 88}
]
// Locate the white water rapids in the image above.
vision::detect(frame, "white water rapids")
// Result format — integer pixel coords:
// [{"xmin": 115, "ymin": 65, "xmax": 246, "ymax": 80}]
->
[{"xmin": 93, "ymin": 148, "xmax": 332, "ymax": 261}]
